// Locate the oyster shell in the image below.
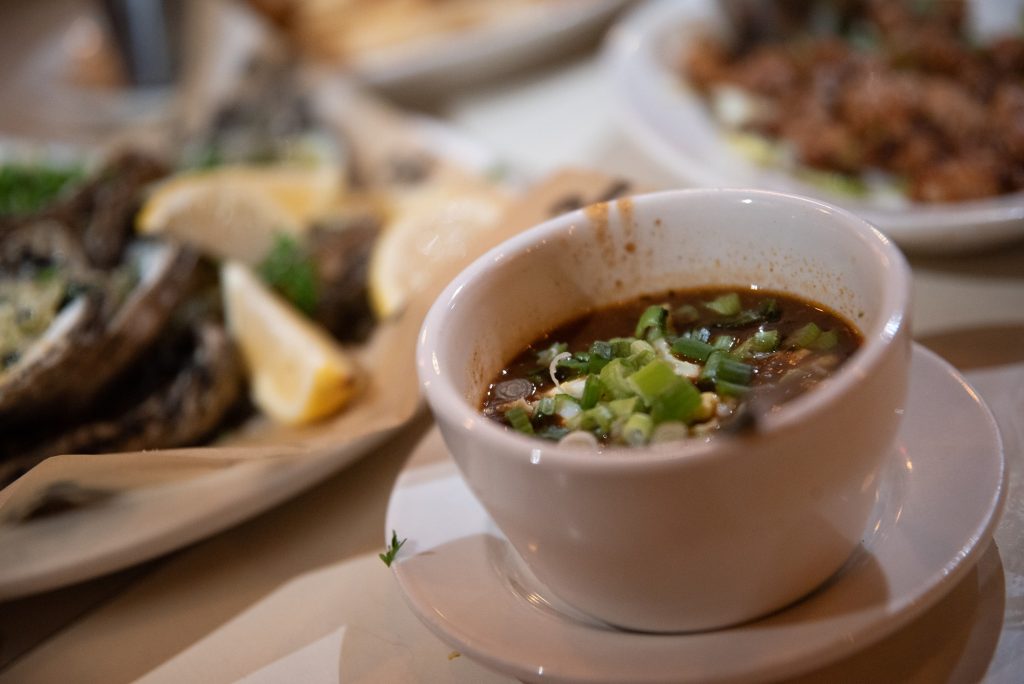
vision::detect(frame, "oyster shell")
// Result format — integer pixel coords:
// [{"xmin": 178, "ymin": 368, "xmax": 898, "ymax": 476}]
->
[
  {"xmin": 0, "ymin": 150, "xmax": 249, "ymax": 484},
  {"xmin": 0, "ymin": 319, "xmax": 245, "ymax": 485},
  {"xmin": 0, "ymin": 239, "xmax": 197, "ymax": 424},
  {"xmin": 0, "ymin": 293, "xmax": 101, "ymax": 417}
]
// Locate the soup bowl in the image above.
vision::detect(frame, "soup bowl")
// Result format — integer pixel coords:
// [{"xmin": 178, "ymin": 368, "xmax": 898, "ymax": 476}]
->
[{"xmin": 416, "ymin": 188, "xmax": 911, "ymax": 632}]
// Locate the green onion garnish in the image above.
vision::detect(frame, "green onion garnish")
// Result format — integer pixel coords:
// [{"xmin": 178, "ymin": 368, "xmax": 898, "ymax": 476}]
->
[
  {"xmin": 581, "ymin": 404, "xmax": 614, "ymax": 435},
  {"xmin": 785, "ymin": 322, "xmax": 821, "ymax": 349},
  {"xmin": 505, "ymin": 406, "xmax": 534, "ymax": 434},
  {"xmin": 600, "ymin": 359, "xmax": 635, "ymax": 399},
  {"xmin": 716, "ymin": 379, "xmax": 751, "ymax": 398},
  {"xmin": 554, "ymin": 394, "xmax": 581, "ymax": 419},
  {"xmin": 557, "ymin": 352, "xmax": 590, "ymax": 375},
  {"xmin": 712, "ymin": 334, "xmax": 735, "ymax": 351},
  {"xmin": 635, "ymin": 304, "xmax": 668, "ymax": 340},
  {"xmin": 534, "ymin": 396, "xmax": 556, "ymax": 418},
  {"xmin": 609, "ymin": 396, "xmax": 639, "ymax": 418},
  {"xmin": 628, "ymin": 359, "xmax": 679, "ymax": 405},
  {"xmin": 700, "ymin": 350, "xmax": 726, "ymax": 385},
  {"xmin": 650, "ymin": 379, "xmax": 701, "ymax": 424},
  {"xmin": 716, "ymin": 356, "xmax": 754, "ymax": 386},
  {"xmin": 705, "ymin": 293, "xmax": 741, "ymax": 316},
  {"xmin": 750, "ymin": 329, "xmax": 780, "ymax": 352},
  {"xmin": 735, "ymin": 329, "xmax": 780, "ymax": 357},
  {"xmin": 536, "ymin": 341, "xmax": 568, "ymax": 366},
  {"xmin": 609, "ymin": 337, "xmax": 636, "ymax": 358},
  {"xmin": 760, "ymin": 298, "xmax": 781, "ymax": 321},
  {"xmin": 580, "ymin": 374, "xmax": 605, "ymax": 409},
  {"xmin": 622, "ymin": 412, "xmax": 654, "ymax": 446},
  {"xmin": 588, "ymin": 340, "xmax": 614, "ymax": 373},
  {"xmin": 672, "ymin": 304, "xmax": 700, "ymax": 324},
  {"xmin": 672, "ymin": 336, "xmax": 715, "ymax": 362},
  {"xmin": 811, "ymin": 329, "xmax": 839, "ymax": 350}
]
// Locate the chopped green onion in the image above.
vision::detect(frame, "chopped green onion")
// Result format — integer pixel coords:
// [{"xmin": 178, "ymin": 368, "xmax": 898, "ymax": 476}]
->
[
  {"xmin": 609, "ymin": 396, "xmax": 639, "ymax": 418},
  {"xmin": 581, "ymin": 404, "xmax": 614, "ymax": 434},
  {"xmin": 672, "ymin": 304, "xmax": 700, "ymax": 325},
  {"xmin": 715, "ymin": 309, "xmax": 764, "ymax": 328},
  {"xmin": 651, "ymin": 421, "xmax": 689, "ymax": 443},
  {"xmin": 735, "ymin": 329, "xmax": 780, "ymax": 357},
  {"xmin": 627, "ymin": 347, "xmax": 656, "ymax": 369},
  {"xmin": 785, "ymin": 322, "xmax": 821, "ymax": 349},
  {"xmin": 588, "ymin": 340, "xmax": 614, "ymax": 373},
  {"xmin": 672, "ymin": 336, "xmax": 715, "ymax": 362},
  {"xmin": 635, "ymin": 304, "xmax": 669, "ymax": 340},
  {"xmin": 534, "ymin": 396, "xmax": 556, "ymax": 418},
  {"xmin": 556, "ymin": 352, "xmax": 590, "ymax": 375},
  {"xmin": 716, "ymin": 379, "xmax": 751, "ymax": 398},
  {"xmin": 622, "ymin": 412, "xmax": 654, "ymax": 446},
  {"xmin": 599, "ymin": 358, "xmax": 636, "ymax": 399},
  {"xmin": 750, "ymin": 329, "xmax": 780, "ymax": 352},
  {"xmin": 700, "ymin": 351, "xmax": 753, "ymax": 387},
  {"xmin": 650, "ymin": 379, "xmax": 701, "ymax": 424},
  {"xmin": 630, "ymin": 339, "xmax": 655, "ymax": 354},
  {"xmin": 536, "ymin": 342, "xmax": 568, "ymax": 366},
  {"xmin": 554, "ymin": 394, "xmax": 581, "ymax": 420},
  {"xmin": 760, "ymin": 298, "xmax": 781, "ymax": 321},
  {"xmin": 705, "ymin": 293, "xmax": 741, "ymax": 316},
  {"xmin": 717, "ymin": 356, "xmax": 754, "ymax": 385},
  {"xmin": 700, "ymin": 350, "xmax": 726, "ymax": 385},
  {"xmin": 580, "ymin": 375, "xmax": 605, "ymax": 409},
  {"xmin": 712, "ymin": 334, "xmax": 735, "ymax": 351},
  {"xmin": 609, "ymin": 337, "xmax": 636, "ymax": 358},
  {"xmin": 628, "ymin": 359, "xmax": 679, "ymax": 405},
  {"xmin": 811, "ymin": 329, "xmax": 839, "ymax": 350},
  {"xmin": 505, "ymin": 406, "xmax": 534, "ymax": 434}
]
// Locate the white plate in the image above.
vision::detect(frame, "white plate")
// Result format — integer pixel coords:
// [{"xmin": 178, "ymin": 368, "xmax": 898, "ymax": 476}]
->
[
  {"xmin": 386, "ymin": 344, "xmax": 1006, "ymax": 683},
  {"xmin": 603, "ymin": 0, "xmax": 1024, "ymax": 253},
  {"xmin": 344, "ymin": 0, "xmax": 630, "ymax": 95},
  {"xmin": 0, "ymin": 115, "xmax": 498, "ymax": 601}
]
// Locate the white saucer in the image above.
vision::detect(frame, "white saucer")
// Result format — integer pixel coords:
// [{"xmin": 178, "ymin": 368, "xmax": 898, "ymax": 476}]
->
[{"xmin": 385, "ymin": 345, "xmax": 1006, "ymax": 683}]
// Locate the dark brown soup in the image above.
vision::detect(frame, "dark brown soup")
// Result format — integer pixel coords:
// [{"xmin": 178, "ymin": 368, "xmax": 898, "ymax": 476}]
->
[{"xmin": 481, "ymin": 288, "xmax": 862, "ymax": 446}]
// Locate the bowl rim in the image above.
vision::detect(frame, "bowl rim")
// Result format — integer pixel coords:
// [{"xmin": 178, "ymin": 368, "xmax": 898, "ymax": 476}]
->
[{"xmin": 417, "ymin": 187, "xmax": 911, "ymax": 471}]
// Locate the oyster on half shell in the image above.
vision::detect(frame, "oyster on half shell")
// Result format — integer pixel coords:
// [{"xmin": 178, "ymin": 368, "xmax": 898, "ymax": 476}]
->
[{"xmin": 0, "ymin": 153, "xmax": 247, "ymax": 485}]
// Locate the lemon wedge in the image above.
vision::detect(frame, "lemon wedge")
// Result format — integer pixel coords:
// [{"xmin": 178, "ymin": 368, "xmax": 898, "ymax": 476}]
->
[
  {"xmin": 221, "ymin": 261, "xmax": 359, "ymax": 425},
  {"xmin": 138, "ymin": 164, "xmax": 342, "ymax": 265},
  {"xmin": 368, "ymin": 169, "xmax": 510, "ymax": 318}
]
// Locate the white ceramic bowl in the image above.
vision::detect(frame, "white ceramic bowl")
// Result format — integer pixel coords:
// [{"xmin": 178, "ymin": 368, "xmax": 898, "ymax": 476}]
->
[{"xmin": 417, "ymin": 189, "xmax": 912, "ymax": 632}]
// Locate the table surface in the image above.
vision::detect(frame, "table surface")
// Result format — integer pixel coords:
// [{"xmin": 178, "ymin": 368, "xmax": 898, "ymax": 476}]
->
[{"xmin": 2, "ymin": 5, "xmax": 1024, "ymax": 683}]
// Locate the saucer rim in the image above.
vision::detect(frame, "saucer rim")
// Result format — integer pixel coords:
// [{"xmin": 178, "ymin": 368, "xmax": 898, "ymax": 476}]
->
[{"xmin": 387, "ymin": 344, "xmax": 1007, "ymax": 683}]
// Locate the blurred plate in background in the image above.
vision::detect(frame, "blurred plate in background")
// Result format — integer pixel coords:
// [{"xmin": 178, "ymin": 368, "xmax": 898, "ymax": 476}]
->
[
  {"xmin": 605, "ymin": 0, "xmax": 1024, "ymax": 253},
  {"xmin": 257, "ymin": 0, "xmax": 631, "ymax": 99}
]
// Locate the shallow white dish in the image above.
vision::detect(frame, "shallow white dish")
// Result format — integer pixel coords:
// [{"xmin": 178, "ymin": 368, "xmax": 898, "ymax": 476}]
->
[
  {"xmin": 603, "ymin": 0, "xmax": 1024, "ymax": 253},
  {"xmin": 386, "ymin": 344, "xmax": 1006, "ymax": 683}
]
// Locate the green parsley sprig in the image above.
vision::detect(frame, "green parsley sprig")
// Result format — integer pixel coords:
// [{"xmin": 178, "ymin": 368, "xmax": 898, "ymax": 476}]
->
[
  {"xmin": 0, "ymin": 164, "xmax": 84, "ymax": 215},
  {"xmin": 379, "ymin": 530, "xmax": 406, "ymax": 567},
  {"xmin": 258, "ymin": 234, "xmax": 318, "ymax": 315}
]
